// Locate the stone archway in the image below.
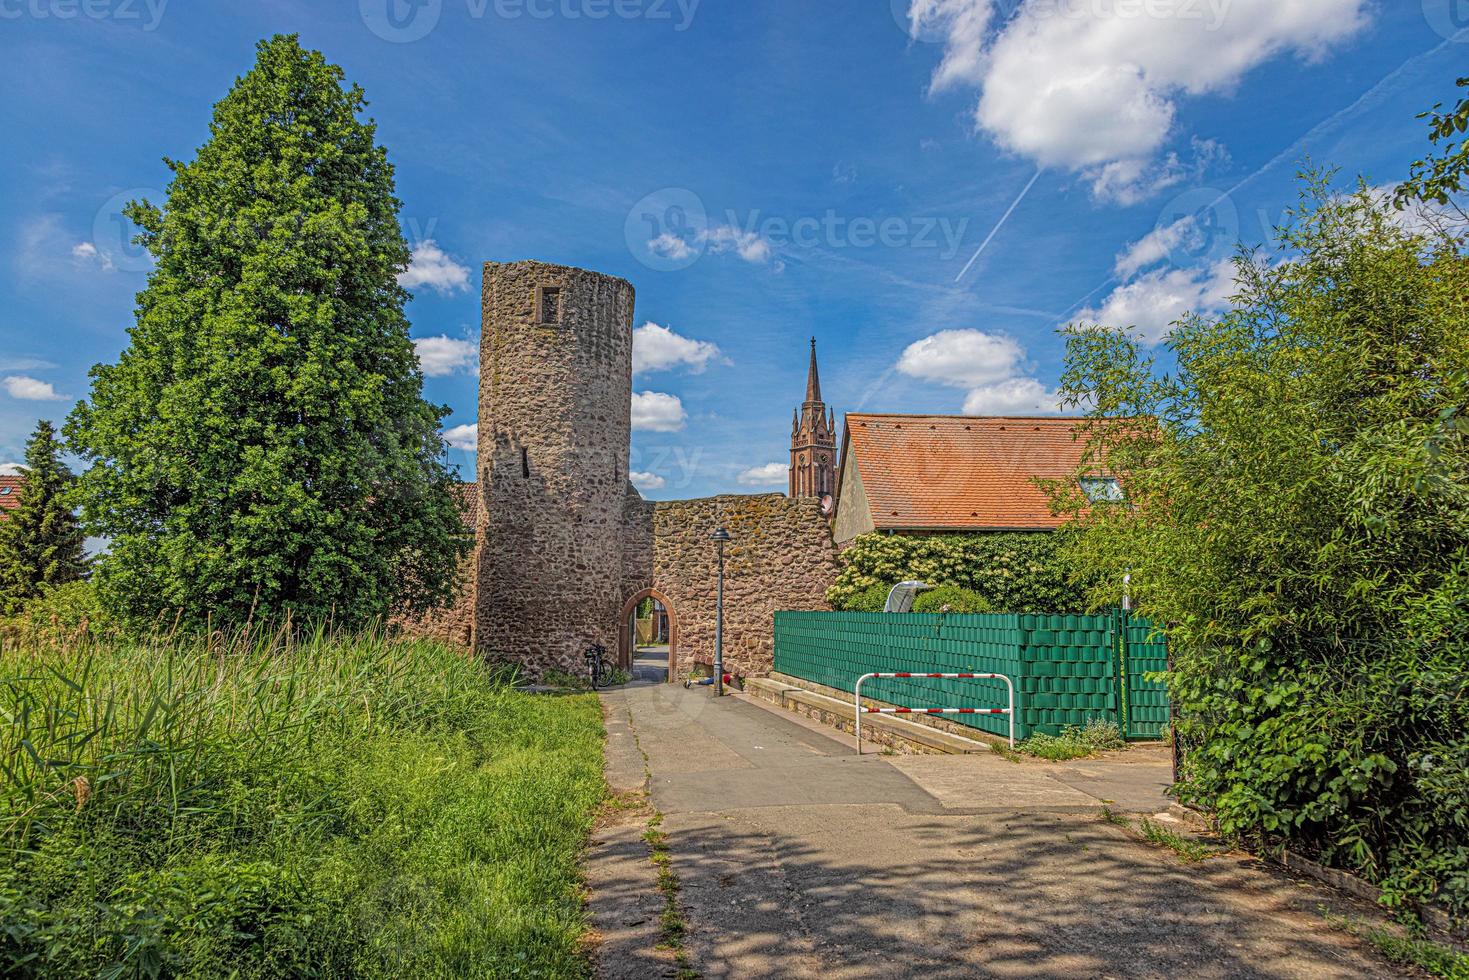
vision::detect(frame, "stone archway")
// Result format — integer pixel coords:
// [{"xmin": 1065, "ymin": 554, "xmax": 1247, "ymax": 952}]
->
[{"xmin": 618, "ymin": 588, "xmax": 678, "ymax": 683}]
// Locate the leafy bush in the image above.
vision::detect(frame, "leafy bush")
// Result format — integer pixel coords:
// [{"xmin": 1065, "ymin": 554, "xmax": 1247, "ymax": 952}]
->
[
  {"xmin": 0, "ymin": 630, "xmax": 605, "ymax": 977},
  {"xmin": 1018, "ymin": 719, "xmax": 1125, "ymax": 760},
  {"xmin": 827, "ymin": 532, "xmax": 1084, "ymax": 614},
  {"xmin": 837, "ymin": 582, "xmax": 892, "ymax": 612},
  {"xmin": 912, "ymin": 585, "xmax": 992, "ymax": 614},
  {"xmin": 1052, "ymin": 171, "xmax": 1469, "ymax": 919}
]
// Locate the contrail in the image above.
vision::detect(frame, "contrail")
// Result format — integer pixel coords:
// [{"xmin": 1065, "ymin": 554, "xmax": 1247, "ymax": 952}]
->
[{"xmin": 955, "ymin": 166, "xmax": 1043, "ymax": 283}]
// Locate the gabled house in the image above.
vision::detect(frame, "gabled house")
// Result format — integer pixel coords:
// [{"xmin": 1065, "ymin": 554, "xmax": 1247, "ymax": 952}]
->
[{"xmin": 831, "ymin": 414, "xmax": 1113, "ymax": 547}]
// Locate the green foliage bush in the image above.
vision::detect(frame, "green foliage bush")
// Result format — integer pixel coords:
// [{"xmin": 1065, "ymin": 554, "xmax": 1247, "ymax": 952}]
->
[
  {"xmin": 0, "ymin": 631, "xmax": 605, "ymax": 977},
  {"xmin": 912, "ymin": 585, "xmax": 992, "ymax": 614},
  {"xmin": 827, "ymin": 532, "xmax": 1084, "ymax": 614},
  {"xmin": 1052, "ymin": 171, "xmax": 1469, "ymax": 919}
]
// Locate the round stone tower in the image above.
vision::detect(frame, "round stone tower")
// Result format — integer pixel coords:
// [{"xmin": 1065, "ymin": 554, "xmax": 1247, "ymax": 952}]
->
[{"xmin": 475, "ymin": 260, "xmax": 635, "ymax": 676}]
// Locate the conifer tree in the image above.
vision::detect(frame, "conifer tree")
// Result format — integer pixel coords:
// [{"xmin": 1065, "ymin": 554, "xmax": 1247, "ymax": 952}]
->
[
  {"xmin": 0, "ymin": 420, "xmax": 87, "ymax": 615},
  {"xmin": 65, "ymin": 35, "xmax": 467, "ymax": 630}
]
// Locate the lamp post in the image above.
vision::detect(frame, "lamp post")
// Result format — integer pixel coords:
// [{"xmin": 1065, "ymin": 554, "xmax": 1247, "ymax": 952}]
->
[{"xmin": 710, "ymin": 526, "xmax": 731, "ymax": 696}]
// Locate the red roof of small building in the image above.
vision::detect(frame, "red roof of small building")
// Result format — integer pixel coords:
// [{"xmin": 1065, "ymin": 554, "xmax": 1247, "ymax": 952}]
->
[
  {"xmin": 0, "ymin": 475, "xmax": 25, "ymax": 518},
  {"xmin": 841, "ymin": 414, "xmax": 1092, "ymax": 531}
]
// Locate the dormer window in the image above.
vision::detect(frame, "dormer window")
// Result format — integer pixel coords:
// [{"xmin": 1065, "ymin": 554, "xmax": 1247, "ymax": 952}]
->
[
  {"xmin": 1080, "ymin": 476, "xmax": 1123, "ymax": 504},
  {"xmin": 536, "ymin": 286, "xmax": 562, "ymax": 324}
]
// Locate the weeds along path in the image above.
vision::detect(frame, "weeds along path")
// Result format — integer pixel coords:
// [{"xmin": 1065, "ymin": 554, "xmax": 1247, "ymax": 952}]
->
[{"xmin": 0, "ymin": 633, "xmax": 605, "ymax": 978}]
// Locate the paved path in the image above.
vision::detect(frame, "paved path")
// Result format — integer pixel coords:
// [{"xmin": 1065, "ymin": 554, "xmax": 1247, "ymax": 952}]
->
[{"xmin": 593, "ymin": 671, "xmax": 1403, "ymax": 979}]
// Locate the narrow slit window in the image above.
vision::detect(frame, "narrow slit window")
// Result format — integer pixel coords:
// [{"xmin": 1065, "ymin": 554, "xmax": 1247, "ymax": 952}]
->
[
  {"xmin": 521, "ymin": 447, "xmax": 530, "ymax": 479},
  {"xmin": 537, "ymin": 286, "xmax": 562, "ymax": 324}
]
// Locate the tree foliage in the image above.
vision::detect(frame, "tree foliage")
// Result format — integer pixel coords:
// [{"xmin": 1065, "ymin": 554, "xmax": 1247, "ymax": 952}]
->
[
  {"xmin": 1052, "ymin": 171, "xmax": 1469, "ymax": 917},
  {"xmin": 827, "ymin": 532, "xmax": 1083, "ymax": 614},
  {"xmin": 1398, "ymin": 76, "xmax": 1469, "ymax": 210},
  {"xmin": 64, "ymin": 36, "xmax": 467, "ymax": 631},
  {"xmin": 0, "ymin": 421, "xmax": 87, "ymax": 615}
]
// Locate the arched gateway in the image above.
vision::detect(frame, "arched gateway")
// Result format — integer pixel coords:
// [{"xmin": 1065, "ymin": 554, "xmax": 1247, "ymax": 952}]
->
[{"xmin": 618, "ymin": 588, "xmax": 677, "ymax": 682}]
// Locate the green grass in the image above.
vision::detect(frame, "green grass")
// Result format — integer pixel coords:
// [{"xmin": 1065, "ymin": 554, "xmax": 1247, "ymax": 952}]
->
[
  {"xmin": 0, "ymin": 628, "xmax": 606, "ymax": 978},
  {"xmin": 1100, "ymin": 808, "xmax": 1223, "ymax": 864},
  {"xmin": 1137, "ymin": 818, "xmax": 1222, "ymax": 863},
  {"xmin": 1016, "ymin": 718, "xmax": 1126, "ymax": 760},
  {"xmin": 1321, "ymin": 912, "xmax": 1469, "ymax": 979}
]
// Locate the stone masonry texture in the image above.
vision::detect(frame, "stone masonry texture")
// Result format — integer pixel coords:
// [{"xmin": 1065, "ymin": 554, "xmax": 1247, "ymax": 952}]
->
[
  {"xmin": 475, "ymin": 261, "xmax": 636, "ymax": 678},
  {"xmin": 398, "ymin": 261, "xmax": 842, "ymax": 681},
  {"xmin": 621, "ymin": 493, "xmax": 841, "ymax": 679}
]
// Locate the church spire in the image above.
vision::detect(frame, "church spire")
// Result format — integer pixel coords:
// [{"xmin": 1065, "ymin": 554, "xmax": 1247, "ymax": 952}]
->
[
  {"xmin": 791, "ymin": 337, "xmax": 836, "ymax": 500},
  {"xmin": 805, "ymin": 337, "xmax": 822, "ymax": 403}
]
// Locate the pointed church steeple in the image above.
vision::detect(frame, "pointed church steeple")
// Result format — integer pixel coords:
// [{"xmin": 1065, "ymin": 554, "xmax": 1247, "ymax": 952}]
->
[
  {"xmin": 805, "ymin": 337, "xmax": 822, "ymax": 403},
  {"xmin": 790, "ymin": 338, "xmax": 836, "ymax": 500}
]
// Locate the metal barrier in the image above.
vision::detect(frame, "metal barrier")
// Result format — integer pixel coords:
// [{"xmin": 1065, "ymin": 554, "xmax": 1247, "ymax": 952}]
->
[{"xmin": 854, "ymin": 672, "xmax": 1015, "ymax": 754}]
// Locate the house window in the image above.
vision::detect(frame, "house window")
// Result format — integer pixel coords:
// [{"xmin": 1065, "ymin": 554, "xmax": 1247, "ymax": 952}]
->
[
  {"xmin": 1079, "ymin": 476, "xmax": 1123, "ymax": 504},
  {"xmin": 536, "ymin": 286, "xmax": 562, "ymax": 324}
]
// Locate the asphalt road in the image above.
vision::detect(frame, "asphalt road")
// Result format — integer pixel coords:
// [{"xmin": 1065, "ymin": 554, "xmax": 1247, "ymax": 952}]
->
[{"xmin": 592, "ymin": 671, "xmax": 1402, "ymax": 979}]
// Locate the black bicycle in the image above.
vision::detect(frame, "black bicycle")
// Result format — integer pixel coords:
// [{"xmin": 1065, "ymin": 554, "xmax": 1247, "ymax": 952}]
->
[{"xmin": 584, "ymin": 643, "xmax": 614, "ymax": 689}]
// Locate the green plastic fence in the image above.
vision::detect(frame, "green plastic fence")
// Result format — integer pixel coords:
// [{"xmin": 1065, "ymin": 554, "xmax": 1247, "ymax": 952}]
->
[
  {"xmin": 1123, "ymin": 616, "xmax": 1170, "ymax": 740},
  {"xmin": 773, "ymin": 610, "xmax": 1168, "ymax": 741}
]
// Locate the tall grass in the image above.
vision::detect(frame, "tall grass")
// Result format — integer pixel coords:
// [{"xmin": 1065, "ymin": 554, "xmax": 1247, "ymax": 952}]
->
[{"xmin": 0, "ymin": 627, "xmax": 605, "ymax": 977}]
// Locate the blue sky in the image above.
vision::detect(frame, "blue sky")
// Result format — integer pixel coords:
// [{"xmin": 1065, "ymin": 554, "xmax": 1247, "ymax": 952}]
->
[{"xmin": 1, "ymin": 0, "xmax": 1463, "ymax": 498}]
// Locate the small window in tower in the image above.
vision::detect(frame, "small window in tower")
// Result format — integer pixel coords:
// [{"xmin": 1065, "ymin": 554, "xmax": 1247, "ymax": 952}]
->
[
  {"xmin": 521, "ymin": 447, "xmax": 531, "ymax": 479},
  {"xmin": 537, "ymin": 286, "xmax": 562, "ymax": 324}
]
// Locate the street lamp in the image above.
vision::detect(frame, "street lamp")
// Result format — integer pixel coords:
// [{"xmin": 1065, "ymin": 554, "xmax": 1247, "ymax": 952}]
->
[{"xmin": 710, "ymin": 526, "xmax": 731, "ymax": 696}]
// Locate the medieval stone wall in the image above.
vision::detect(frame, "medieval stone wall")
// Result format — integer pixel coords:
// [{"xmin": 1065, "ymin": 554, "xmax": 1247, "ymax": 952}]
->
[
  {"xmin": 474, "ymin": 261, "xmax": 636, "ymax": 678},
  {"xmin": 619, "ymin": 493, "xmax": 841, "ymax": 679}
]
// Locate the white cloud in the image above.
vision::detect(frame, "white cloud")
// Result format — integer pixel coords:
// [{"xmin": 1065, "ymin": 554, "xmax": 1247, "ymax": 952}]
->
[
  {"xmin": 415, "ymin": 335, "xmax": 478, "ymax": 377},
  {"xmin": 630, "ymin": 471, "xmax": 667, "ymax": 491},
  {"xmin": 71, "ymin": 240, "xmax": 115, "ymax": 271},
  {"xmin": 649, "ymin": 232, "xmax": 697, "ymax": 261},
  {"xmin": 737, "ymin": 462, "xmax": 788, "ymax": 487},
  {"xmin": 706, "ymin": 226, "xmax": 772, "ymax": 263},
  {"xmin": 1077, "ymin": 259, "xmax": 1236, "ymax": 344},
  {"xmin": 633, "ymin": 322, "xmax": 723, "ymax": 375},
  {"xmin": 896, "ymin": 328, "xmax": 1066, "ymax": 416},
  {"xmin": 442, "ymin": 423, "xmax": 477, "ymax": 451},
  {"xmin": 0, "ymin": 462, "xmax": 25, "ymax": 476},
  {"xmin": 912, "ymin": 0, "xmax": 1369, "ymax": 202},
  {"xmin": 631, "ymin": 391, "xmax": 687, "ymax": 432},
  {"xmin": 3, "ymin": 376, "xmax": 65, "ymax": 401},
  {"xmin": 400, "ymin": 240, "xmax": 471, "ymax": 294},
  {"xmin": 896, "ymin": 329, "xmax": 1025, "ymax": 389},
  {"xmin": 961, "ymin": 378, "xmax": 1061, "ymax": 415},
  {"xmin": 1115, "ymin": 215, "xmax": 1197, "ymax": 278}
]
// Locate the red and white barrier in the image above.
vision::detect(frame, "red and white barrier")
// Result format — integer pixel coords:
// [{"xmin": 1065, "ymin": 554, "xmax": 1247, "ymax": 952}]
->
[{"xmin": 854, "ymin": 672, "xmax": 1015, "ymax": 753}]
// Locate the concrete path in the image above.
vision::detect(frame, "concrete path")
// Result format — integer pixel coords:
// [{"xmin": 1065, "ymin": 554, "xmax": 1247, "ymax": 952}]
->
[{"xmin": 593, "ymin": 671, "xmax": 1406, "ymax": 979}]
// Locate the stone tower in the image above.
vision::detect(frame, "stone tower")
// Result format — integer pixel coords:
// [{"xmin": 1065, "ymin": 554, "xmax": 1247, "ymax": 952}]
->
[
  {"xmin": 476, "ymin": 260, "xmax": 635, "ymax": 676},
  {"xmin": 790, "ymin": 337, "xmax": 836, "ymax": 499}
]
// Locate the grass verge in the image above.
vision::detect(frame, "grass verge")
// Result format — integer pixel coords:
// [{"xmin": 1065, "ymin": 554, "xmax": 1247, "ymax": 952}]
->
[
  {"xmin": 0, "ymin": 629, "xmax": 606, "ymax": 977},
  {"xmin": 1321, "ymin": 911, "xmax": 1469, "ymax": 979}
]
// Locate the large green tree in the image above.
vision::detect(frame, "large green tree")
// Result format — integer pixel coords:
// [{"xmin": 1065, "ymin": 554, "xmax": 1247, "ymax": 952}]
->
[
  {"xmin": 1052, "ymin": 172, "xmax": 1469, "ymax": 916},
  {"xmin": 0, "ymin": 420, "xmax": 87, "ymax": 615},
  {"xmin": 65, "ymin": 35, "xmax": 467, "ymax": 631}
]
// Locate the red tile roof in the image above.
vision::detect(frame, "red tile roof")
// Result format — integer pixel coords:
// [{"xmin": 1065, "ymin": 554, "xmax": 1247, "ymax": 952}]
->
[
  {"xmin": 842, "ymin": 414, "xmax": 1092, "ymax": 531},
  {"xmin": 0, "ymin": 475, "xmax": 24, "ymax": 518}
]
